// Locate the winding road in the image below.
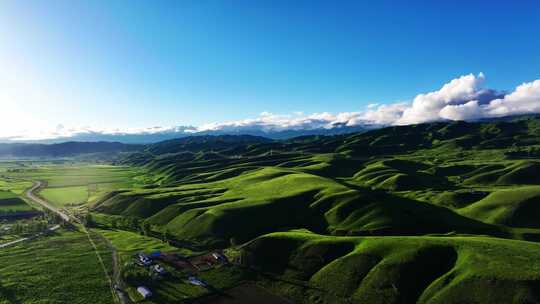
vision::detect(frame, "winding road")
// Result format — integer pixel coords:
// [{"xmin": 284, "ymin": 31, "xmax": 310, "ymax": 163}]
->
[
  {"xmin": 3, "ymin": 180, "xmax": 132, "ymax": 304},
  {"xmin": 25, "ymin": 181, "xmax": 70, "ymax": 221},
  {"xmin": 0, "ymin": 181, "xmax": 65, "ymax": 249}
]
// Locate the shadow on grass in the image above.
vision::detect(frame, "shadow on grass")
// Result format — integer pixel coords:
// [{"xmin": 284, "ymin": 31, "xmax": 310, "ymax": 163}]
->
[{"xmin": 0, "ymin": 282, "xmax": 22, "ymax": 304}]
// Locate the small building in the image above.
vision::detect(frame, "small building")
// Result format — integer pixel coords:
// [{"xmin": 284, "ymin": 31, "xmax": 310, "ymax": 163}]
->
[
  {"xmin": 137, "ymin": 286, "xmax": 152, "ymax": 299},
  {"xmin": 153, "ymin": 264, "xmax": 167, "ymax": 275},
  {"xmin": 136, "ymin": 253, "xmax": 152, "ymax": 266},
  {"xmin": 187, "ymin": 276, "xmax": 207, "ymax": 287},
  {"xmin": 150, "ymin": 251, "xmax": 161, "ymax": 258},
  {"xmin": 212, "ymin": 252, "xmax": 229, "ymax": 264}
]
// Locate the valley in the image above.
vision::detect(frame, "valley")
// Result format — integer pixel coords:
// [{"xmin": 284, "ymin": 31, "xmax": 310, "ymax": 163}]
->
[{"xmin": 1, "ymin": 117, "xmax": 540, "ymax": 303}]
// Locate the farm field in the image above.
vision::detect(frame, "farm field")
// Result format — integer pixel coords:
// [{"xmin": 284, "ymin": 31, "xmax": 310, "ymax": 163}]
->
[
  {"xmin": 97, "ymin": 228, "xmax": 256, "ymax": 303},
  {"xmin": 0, "ymin": 179, "xmax": 33, "ymax": 196},
  {"xmin": 1, "ymin": 162, "xmax": 142, "ymax": 207},
  {"xmin": 0, "ymin": 230, "xmax": 114, "ymax": 304},
  {"xmin": 0, "ymin": 190, "xmax": 34, "ymax": 214},
  {"xmin": 40, "ymin": 186, "xmax": 89, "ymax": 206}
]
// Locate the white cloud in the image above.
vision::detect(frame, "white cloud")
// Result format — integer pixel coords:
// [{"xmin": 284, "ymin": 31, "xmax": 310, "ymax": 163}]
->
[
  {"xmin": 486, "ymin": 79, "xmax": 540, "ymax": 116},
  {"xmin": 3, "ymin": 73, "xmax": 540, "ymax": 142},
  {"xmin": 440, "ymin": 100, "xmax": 483, "ymax": 121},
  {"xmin": 198, "ymin": 111, "xmax": 355, "ymax": 132},
  {"xmin": 360, "ymin": 103, "xmax": 409, "ymax": 125},
  {"xmin": 1, "ymin": 125, "xmax": 197, "ymax": 142},
  {"xmin": 397, "ymin": 73, "xmax": 486, "ymax": 125}
]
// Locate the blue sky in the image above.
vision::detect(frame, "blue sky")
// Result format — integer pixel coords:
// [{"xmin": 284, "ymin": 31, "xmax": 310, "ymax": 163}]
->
[{"xmin": 1, "ymin": 0, "xmax": 540, "ymax": 139}]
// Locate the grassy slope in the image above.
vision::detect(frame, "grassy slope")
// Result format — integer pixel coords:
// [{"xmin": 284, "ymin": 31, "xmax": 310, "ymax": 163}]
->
[
  {"xmin": 89, "ymin": 117, "xmax": 540, "ymax": 303},
  {"xmin": 244, "ymin": 231, "xmax": 540, "ymax": 304}
]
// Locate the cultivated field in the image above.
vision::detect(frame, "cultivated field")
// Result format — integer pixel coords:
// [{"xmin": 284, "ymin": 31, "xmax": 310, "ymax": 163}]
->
[
  {"xmin": 2, "ymin": 162, "xmax": 141, "ymax": 207},
  {"xmin": 0, "ymin": 190, "xmax": 34, "ymax": 214},
  {"xmin": 0, "ymin": 230, "xmax": 114, "ymax": 304}
]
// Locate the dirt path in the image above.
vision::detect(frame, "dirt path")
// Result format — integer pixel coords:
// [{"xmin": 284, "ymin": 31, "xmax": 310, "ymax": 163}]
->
[
  {"xmin": 0, "ymin": 224, "xmax": 60, "ymax": 249},
  {"xmin": 25, "ymin": 181, "xmax": 70, "ymax": 221},
  {"xmin": 96, "ymin": 233, "xmax": 133, "ymax": 304},
  {"xmin": 24, "ymin": 181, "xmax": 125, "ymax": 304}
]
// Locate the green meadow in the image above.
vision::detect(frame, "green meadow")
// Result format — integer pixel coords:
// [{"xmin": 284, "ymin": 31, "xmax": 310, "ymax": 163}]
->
[
  {"xmin": 97, "ymin": 228, "xmax": 254, "ymax": 303},
  {"xmin": 0, "ymin": 230, "xmax": 114, "ymax": 304},
  {"xmin": 2, "ymin": 163, "xmax": 141, "ymax": 207},
  {"xmin": 40, "ymin": 185, "xmax": 89, "ymax": 206},
  {"xmin": 3, "ymin": 118, "xmax": 540, "ymax": 303},
  {"xmin": 0, "ymin": 190, "xmax": 33, "ymax": 214},
  {"xmin": 90, "ymin": 117, "xmax": 540, "ymax": 303}
]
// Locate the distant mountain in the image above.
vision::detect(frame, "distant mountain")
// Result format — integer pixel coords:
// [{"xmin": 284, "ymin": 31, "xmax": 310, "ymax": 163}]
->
[
  {"xmin": 196, "ymin": 125, "xmax": 370, "ymax": 140},
  {"xmin": 4, "ymin": 114, "xmax": 540, "ymax": 145},
  {"xmin": 146, "ymin": 135, "xmax": 273, "ymax": 155},
  {"xmin": 5, "ymin": 125, "xmax": 370, "ymax": 144},
  {"xmin": 0, "ymin": 141, "xmax": 142, "ymax": 158}
]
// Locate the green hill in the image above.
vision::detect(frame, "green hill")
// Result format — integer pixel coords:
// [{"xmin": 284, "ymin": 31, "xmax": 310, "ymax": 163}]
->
[
  {"xmin": 91, "ymin": 116, "xmax": 540, "ymax": 303},
  {"xmin": 242, "ymin": 231, "xmax": 540, "ymax": 304}
]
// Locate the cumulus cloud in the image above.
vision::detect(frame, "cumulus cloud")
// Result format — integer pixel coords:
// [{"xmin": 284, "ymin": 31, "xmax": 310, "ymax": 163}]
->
[
  {"xmin": 392, "ymin": 74, "xmax": 540, "ymax": 124},
  {"xmin": 440, "ymin": 100, "xmax": 483, "ymax": 121},
  {"xmin": 360, "ymin": 103, "xmax": 409, "ymax": 125},
  {"xmin": 486, "ymin": 80, "xmax": 540, "ymax": 116},
  {"xmin": 197, "ymin": 111, "xmax": 365, "ymax": 132},
  {"xmin": 396, "ymin": 73, "xmax": 488, "ymax": 124},
  {"xmin": 3, "ymin": 73, "xmax": 540, "ymax": 143},
  {"xmin": 200, "ymin": 73, "xmax": 539, "ymax": 130}
]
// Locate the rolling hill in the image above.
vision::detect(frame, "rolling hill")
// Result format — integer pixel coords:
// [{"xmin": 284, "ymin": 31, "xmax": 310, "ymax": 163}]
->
[{"xmin": 89, "ymin": 116, "xmax": 540, "ymax": 303}]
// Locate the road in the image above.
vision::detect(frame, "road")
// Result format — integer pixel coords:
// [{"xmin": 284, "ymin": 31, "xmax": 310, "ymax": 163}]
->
[
  {"xmin": 25, "ymin": 181, "xmax": 70, "ymax": 222},
  {"xmin": 22, "ymin": 181, "xmax": 131, "ymax": 304},
  {"xmin": 0, "ymin": 179, "xmax": 66, "ymax": 250},
  {"xmin": 98, "ymin": 233, "xmax": 133, "ymax": 304}
]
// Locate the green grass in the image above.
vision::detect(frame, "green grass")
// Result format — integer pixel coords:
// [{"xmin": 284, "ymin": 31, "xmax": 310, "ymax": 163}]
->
[
  {"xmin": 97, "ymin": 228, "xmax": 179, "ymax": 254},
  {"xmin": 0, "ymin": 230, "xmax": 114, "ymax": 304},
  {"xmin": 40, "ymin": 185, "xmax": 89, "ymax": 206},
  {"xmin": 96, "ymin": 228, "xmax": 254, "ymax": 303},
  {"xmin": 4, "ymin": 163, "xmax": 139, "ymax": 188},
  {"xmin": 3, "ymin": 118, "xmax": 540, "ymax": 303},
  {"xmin": 95, "ymin": 165, "xmax": 504, "ymax": 247},
  {"xmin": 2, "ymin": 162, "xmax": 141, "ymax": 209},
  {"xmin": 0, "ymin": 179, "xmax": 33, "ymax": 196},
  {"xmin": 243, "ymin": 231, "xmax": 540, "ymax": 304},
  {"xmin": 459, "ymin": 186, "xmax": 540, "ymax": 228},
  {"xmin": 0, "ymin": 190, "xmax": 34, "ymax": 214}
]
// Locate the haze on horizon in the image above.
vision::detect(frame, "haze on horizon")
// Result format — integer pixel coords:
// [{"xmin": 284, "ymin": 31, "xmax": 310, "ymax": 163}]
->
[{"xmin": 1, "ymin": 0, "xmax": 540, "ymax": 141}]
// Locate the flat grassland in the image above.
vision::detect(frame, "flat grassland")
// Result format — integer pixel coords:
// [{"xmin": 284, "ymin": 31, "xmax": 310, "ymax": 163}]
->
[
  {"xmin": 0, "ymin": 230, "xmax": 114, "ymax": 304},
  {"xmin": 39, "ymin": 185, "xmax": 89, "ymax": 206},
  {"xmin": 3, "ymin": 163, "xmax": 140, "ymax": 207},
  {"xmin": 0, "ymin": 179, "xmax": 33, "ymax": 196}
]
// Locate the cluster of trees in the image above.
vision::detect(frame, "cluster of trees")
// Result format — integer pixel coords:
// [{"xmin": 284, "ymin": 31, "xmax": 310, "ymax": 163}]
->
[
  {"xmin": 105, "ymin": 215, "xmax": 175, "ymax": 243},
  {"xmin": 1, "ymin": 219, "xmax": 48, "ymax": 236},
  {"xmin": 43, "ymin": 210, "xmax": 66, "ymax": 225},
  {"xmin": 506, "ymin": 145, "xmax": 540, "ymax": 158}
]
